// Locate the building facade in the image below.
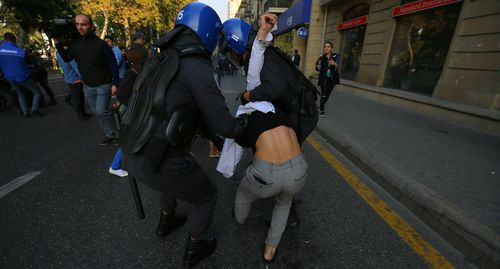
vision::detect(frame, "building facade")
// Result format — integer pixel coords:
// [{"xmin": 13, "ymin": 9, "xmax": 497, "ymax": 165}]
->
[
  {"xmin": 231, "ymin": 0, "xmax": 499, "ymax": 133},
  {"xmin": 228, "ymin": 0, "xmax": 243, "ymax": 19},
  {"xmin": 307, "ymin": 0, "xmax": 500, "ymax": 111}
]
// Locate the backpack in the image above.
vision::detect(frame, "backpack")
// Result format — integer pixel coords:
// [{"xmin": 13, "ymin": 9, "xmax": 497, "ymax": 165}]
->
[
  {"xmin": 119, "ymin": 28, "xmax": 206, "ymax": 157},
  {"xmin": 269, "ymin": 46, "xmax": 320, "ymax": 144}
]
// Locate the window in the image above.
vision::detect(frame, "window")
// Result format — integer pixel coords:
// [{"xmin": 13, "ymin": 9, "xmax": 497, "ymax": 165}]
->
[
  {"xmin": 384, "ymin": 3, "xmax": 462, "ymax": 95},
  {"xmin": 340, "ymin": 4, "xmax": 369, "ymax": 80}
]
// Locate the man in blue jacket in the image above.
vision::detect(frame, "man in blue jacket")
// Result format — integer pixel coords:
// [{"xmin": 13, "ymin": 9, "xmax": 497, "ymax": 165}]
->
[
  {"xmin": 104, "ymin": 35, "xmax": 126, "ymax": 81},
  {"xmin": 0, "ymin": 33, "xmax": 44, "ymax": 117}
]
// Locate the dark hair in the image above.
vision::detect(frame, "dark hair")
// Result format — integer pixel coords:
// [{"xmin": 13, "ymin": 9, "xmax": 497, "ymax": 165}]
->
[
  {"xmin": 324, "ymin": 41, "xmax": 333, "ymax": 48},
  {"xmin": 294, "ymin": 49, "xmax": 298, "ymax": 53},
  {"xmin": 125, "ymin": 46, "xmax": 146, "ymax": 73},
  {"xmin": 104, "ymin": 35, "xmax": 114, "ymax": 41},
  {"xmin": 4, "ymin": 32, "xmax": 16, "ymax": 42}
]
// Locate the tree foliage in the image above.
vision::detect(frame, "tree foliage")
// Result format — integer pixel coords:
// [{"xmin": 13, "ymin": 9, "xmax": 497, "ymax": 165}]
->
[
  {"xmin": 0, "ymin": 0, "xmax": 195, "ymax": 56},
  {"xmin": 1, "ymin": 0, "xmax": 73, "ymax": 32},
  {"xmin": 75, "ymin": 0, "xmax": 194, "ymax": 46}
]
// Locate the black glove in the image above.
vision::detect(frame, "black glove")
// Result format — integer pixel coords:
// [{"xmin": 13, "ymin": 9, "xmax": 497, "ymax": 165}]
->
[
  {"xmin": 239, "ymin": 91, "xmax": 249, "ymax": 106},
  {"xmin": 235, "ymin": 113, "xmax": 248, "ymax": 130},
  {"xmin": 211, "ymin": 135, "xmax": 224, "ymax": 151}
]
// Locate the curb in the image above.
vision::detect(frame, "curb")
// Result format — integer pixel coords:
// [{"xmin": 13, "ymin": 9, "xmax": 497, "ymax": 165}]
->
[{"xmin": 314, "ymin": 126, "xmax": 500, "ymax": 268}]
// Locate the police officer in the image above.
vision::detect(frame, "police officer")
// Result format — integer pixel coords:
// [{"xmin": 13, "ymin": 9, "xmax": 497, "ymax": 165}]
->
[{"xmin": 124, "ymin": 3, "xmax": 245, "ymax": 268}]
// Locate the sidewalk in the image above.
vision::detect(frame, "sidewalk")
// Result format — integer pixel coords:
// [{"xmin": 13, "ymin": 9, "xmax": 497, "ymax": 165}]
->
[{"xmin": 317, "ymin": 88, "xmax": 500, "ymax": 268}]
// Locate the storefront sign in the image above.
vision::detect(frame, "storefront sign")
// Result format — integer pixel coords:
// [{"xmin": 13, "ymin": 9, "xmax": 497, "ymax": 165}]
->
[
  {"xmin": 337, "ymin": 15, "xmax": 368, "ymax": 31},
  {"xmin": 392, "ymin": 0, "xmax": 462, "ymax": 17},
  {"xmin": 297, "ymin": 27, "xmax": 308, "ymax": 39}
]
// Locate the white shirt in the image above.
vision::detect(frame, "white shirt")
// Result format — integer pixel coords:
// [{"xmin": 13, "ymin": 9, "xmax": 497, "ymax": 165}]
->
[{"xmin": 246, "ymin": 31, "xmax": 274, "ymax": 91}]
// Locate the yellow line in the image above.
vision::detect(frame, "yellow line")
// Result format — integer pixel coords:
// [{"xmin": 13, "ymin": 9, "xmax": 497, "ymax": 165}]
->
[{"xmin": 307, "ymin": 136, "xmax": 454, "ymax": 269}]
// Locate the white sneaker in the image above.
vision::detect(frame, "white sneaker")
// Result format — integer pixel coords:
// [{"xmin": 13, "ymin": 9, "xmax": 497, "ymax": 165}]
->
[{"xmin": 109, "ymin": 167, "xmax": 128, "ymax": 177}]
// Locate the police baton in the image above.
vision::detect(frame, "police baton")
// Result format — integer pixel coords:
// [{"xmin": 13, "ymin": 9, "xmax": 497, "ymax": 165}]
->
[
  {"xmin": 111, "ymin": 101, "xmax": 145, "ymax": 220},
  {"xmin": 128, "ymin": 176, "xmax": 145, "ymax": 219}
]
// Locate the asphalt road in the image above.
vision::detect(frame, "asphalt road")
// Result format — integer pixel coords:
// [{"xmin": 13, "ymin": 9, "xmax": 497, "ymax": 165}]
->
[{"xmin": 0, "ymin": 74, "xmax": 474, "ymax": 268}]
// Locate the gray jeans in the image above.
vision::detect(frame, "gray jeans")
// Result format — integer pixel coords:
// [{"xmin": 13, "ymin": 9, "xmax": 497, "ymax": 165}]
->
[
  {"xmin": 234, "ymin": 153, "xmax": 308, "ymax": 247},
  {"xmin": 83, "ymin": 83, "xmax": 117, "ymax": 137}
]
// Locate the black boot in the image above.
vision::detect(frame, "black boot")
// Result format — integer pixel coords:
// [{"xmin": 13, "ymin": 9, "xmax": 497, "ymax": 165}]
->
[
  {"xmin": 183, "ymin": 236, "xmax": 216, "ymax": 268},
  {"xmin": 155, "ymin": 211, "xmax": 187, "ymax": 237}
]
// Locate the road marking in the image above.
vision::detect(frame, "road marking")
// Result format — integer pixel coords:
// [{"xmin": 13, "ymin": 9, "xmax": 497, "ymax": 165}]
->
[
  {"xmin": 307, "ymin": 136, "xmax": 454, "ymax": 269},
  {"xmin": 0, "ymin": 171, "xmax": 43, "ymax": 199}
]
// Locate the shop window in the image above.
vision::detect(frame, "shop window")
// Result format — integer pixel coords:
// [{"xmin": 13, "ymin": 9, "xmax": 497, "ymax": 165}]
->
[
  {"xmin": 384, "ymin": 3, "xmax": 462, "ymax": 95},
  {"xmin": 340, "ymin": 4, "xmax": 369, "ymax": 80}
]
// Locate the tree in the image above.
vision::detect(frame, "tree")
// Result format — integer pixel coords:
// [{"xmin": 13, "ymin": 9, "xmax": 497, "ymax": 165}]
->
[
  {"xmin": 1, "ymin": 0, "xmax": 73, "ymax": 32},
  {"xmin": 75, "ymin": 0, "xmax": 194, "ymax": 46}
]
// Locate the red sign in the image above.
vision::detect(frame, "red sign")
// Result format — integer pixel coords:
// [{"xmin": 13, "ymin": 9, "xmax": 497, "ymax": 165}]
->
[
  {"xmin": 337, "ymin": 15, "xmax": 368, "ymax": 31},
  {"xmin": 392, "ymin": 0, "xmax": 461, "ymax": 17}
]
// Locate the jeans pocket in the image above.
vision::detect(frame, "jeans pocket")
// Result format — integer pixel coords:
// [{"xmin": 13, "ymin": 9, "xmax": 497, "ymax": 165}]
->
[
  {"xmin": 253, "ymin": 174, "xmax": 271, "ymax": 186},
  {"xmin": 293, "ymin": 161, "xmax": 309, "ymax": 182}
]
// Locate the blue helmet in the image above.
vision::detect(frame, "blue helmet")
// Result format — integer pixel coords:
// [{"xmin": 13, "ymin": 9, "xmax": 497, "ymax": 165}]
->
[
  {"xmin": 222, "ymin": 18, "xmax": 252, "ymax": 54},
  {"xmin": 174, "ymin": 2, "xmax": 222, "ymax": 53}
]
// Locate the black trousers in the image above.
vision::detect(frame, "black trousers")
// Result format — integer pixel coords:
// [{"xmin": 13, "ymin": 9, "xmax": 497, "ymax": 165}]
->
[
  {"xmin": 36, "ymin": 70, "xmax": 56, "ymax": 100},
  {"xmin": 0, "ymin": 82, "xmax": 16, "ymax": 107},
  {"xmin": 67, "ymin": 82, "xmax": 86, "ymax": 116},
  {"xmin": 319, "ymin": 79, "xmax": 336, "ymax": 112},
  {"xmin": 127, "ymin": 153, "xmax": 217, "ymax": 239}
]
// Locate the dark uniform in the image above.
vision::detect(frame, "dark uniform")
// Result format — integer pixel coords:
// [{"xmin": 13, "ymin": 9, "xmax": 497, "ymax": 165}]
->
[{"xmin": 126, "ymin": 29, "xmax": 244, "ymax": 239}]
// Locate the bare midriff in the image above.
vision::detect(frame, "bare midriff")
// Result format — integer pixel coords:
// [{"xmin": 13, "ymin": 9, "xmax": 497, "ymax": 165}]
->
[{"xmin": 254, "ymin": 125, "xmax": 301, "ymax": 164}]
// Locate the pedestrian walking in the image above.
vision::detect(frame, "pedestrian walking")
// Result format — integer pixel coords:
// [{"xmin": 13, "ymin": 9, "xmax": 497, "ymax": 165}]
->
[
  {"xmin": 291, "ymin": 49, "xmax": 301, "ymax": 67},
  {"xmin": 315, "ymin": 41, "xmax": 340, "ymax": 117},
  {"xmin": 53, "ymin": 14, "xmax": 120, "ymax": 145}
]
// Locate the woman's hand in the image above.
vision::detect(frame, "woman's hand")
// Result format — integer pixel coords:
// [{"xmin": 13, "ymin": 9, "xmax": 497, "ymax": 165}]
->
[{"xmin": 328, "ymin": 58, "xmax": 336, "ymax": 66}]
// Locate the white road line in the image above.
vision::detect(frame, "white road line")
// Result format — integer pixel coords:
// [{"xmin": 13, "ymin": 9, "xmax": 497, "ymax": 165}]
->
[{"xmin": 0, "ymin": 171, "xmax": 43, "ymax": 199}]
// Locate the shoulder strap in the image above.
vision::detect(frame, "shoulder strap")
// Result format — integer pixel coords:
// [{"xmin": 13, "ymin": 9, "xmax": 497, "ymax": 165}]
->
[
  {"xmin": 152, "ymin": 48, "xmax": 179, "ymax": 118},
  {"xmin": 152, "ymin": 45, "xmax": 207, "ymax": 118}
]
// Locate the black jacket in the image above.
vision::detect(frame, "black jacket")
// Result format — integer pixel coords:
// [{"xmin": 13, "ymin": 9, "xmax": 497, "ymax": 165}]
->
[
  {"xmin": 159, "ymin": 30, "xmax": 243, "ymax": 140},
  {"xmin": 315, "ymin": 53, "xmax": 340, "ymax": 87},
  {"xmin": 249, "ymin": 46, "xmax": 298, "ymax": 113},
  {"xmin": 56, "ymin": 33, "xmax": 119, "ymax": 87}
]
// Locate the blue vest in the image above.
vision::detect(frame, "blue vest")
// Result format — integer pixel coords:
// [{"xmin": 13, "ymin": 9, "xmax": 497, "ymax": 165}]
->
[
  {"xmin": 56, "ymin": 52, "xmax": 81, "ymax": 84},
  {"xmin": 0, "ymin": 41, "xmax": 30, "ymax": 83}
]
